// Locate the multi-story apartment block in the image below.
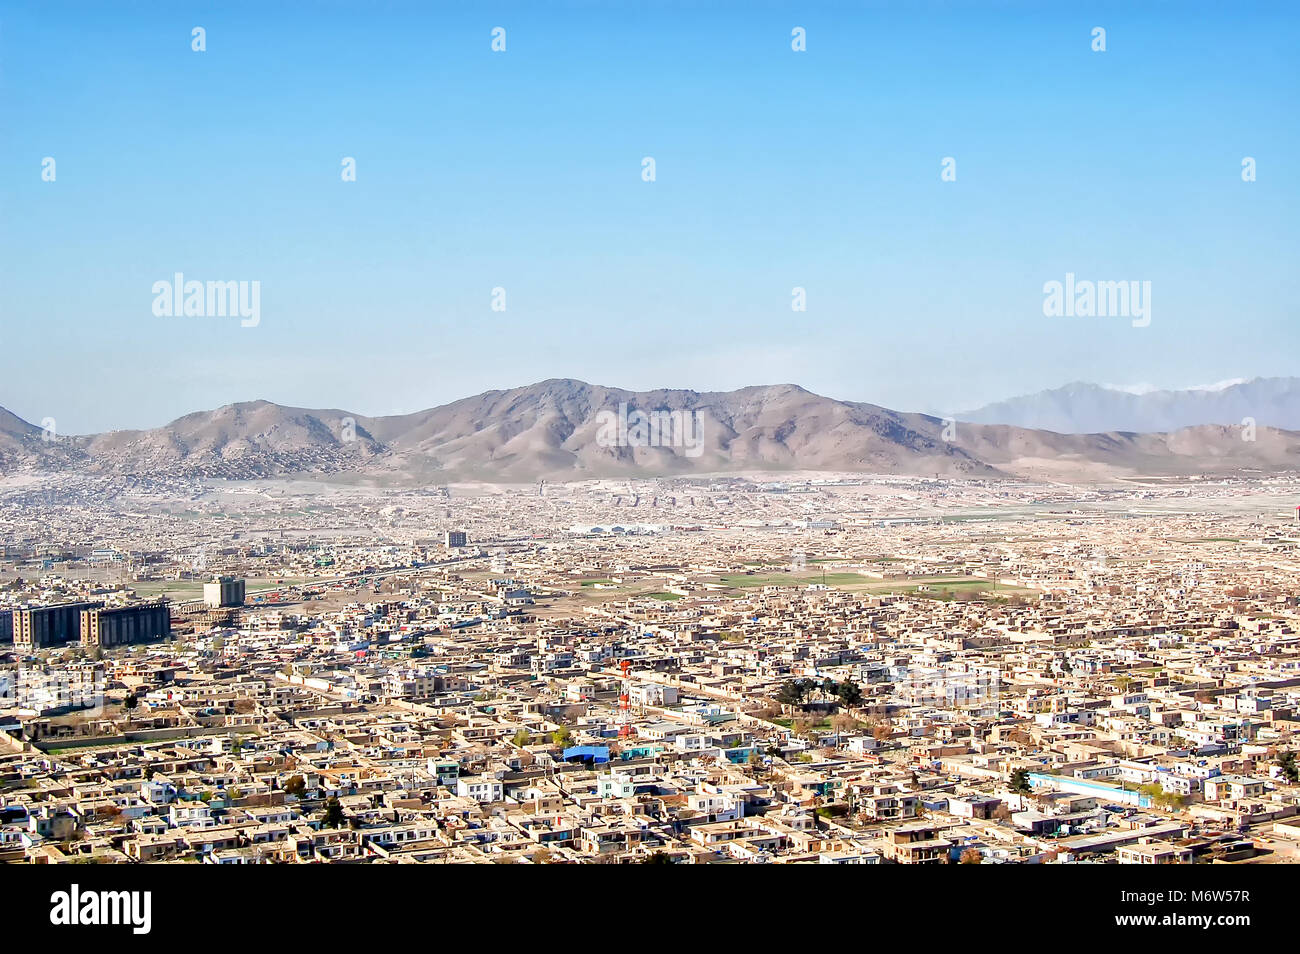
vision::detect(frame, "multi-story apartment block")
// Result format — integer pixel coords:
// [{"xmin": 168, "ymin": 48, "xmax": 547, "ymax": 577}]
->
[
  {"xmin": 13, "ymin": 602, "xmax": 103, "ymax": 650},
  {"xmin": 80, "ymin": 602, "xmax": 171, "ymax": 648}
]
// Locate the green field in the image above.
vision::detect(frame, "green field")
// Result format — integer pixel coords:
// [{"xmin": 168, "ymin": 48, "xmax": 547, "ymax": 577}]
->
[
  {"xmin": 718, "ymin": 572, "xmax": 870, "ymax": 588},
  {"xmin": 711, "ymin": 571, "xmax": 1033, "ymax": 602},
  {"xmin": 645, "ymin": 591, "xmax": 683, "ymax": 601},
  {"xmin": 772, "ymin": 717, "xmax": 837, "ymax": 732},
  {"xmin": 125, "ymin": 576, "xmax": 317, "ymax": 601},
  {"xmin": 127, "ymin": 580, "xmax": 206, "ymax": 600}
]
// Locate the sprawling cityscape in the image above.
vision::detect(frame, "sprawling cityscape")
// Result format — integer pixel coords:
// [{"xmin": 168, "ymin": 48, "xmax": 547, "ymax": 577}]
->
[
  {"xmin": 4, "ymin": 0, "xmax": 1295, "ymax": 937},
  {"xmin": 3, "ymin": 468, "xmax": 1299, "ymax": 866}
]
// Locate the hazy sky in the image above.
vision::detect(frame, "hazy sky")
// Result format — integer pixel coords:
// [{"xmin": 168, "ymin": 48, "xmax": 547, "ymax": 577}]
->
[{"xmin": 2, "ymin": 1, "xmax": 1297, "ymax": 433}]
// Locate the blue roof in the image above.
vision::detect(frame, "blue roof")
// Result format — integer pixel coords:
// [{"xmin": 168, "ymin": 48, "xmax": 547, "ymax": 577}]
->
[{"xmin": 562, "ymin": 745, "xmax": 611, "ymax": 763}]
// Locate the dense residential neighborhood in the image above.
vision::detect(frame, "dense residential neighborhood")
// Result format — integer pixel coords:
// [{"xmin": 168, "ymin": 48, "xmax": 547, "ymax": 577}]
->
[{"xmin": 2, "ymin": 474, "xmax": 1299, "ymax": 864}]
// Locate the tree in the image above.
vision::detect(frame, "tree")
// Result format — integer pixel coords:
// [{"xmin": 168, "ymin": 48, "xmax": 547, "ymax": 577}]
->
[
  {"xmin": 321, "ymin": 796, "xmax": 345, "ymax": 828},
  {"xmin": 831, "ymin": 713, "xmax": 859, "ymax": 734},
  {"xmin": 284, "ymin": 775, "xmax": 307, "ymax": 797},
  {"xmin": 511, "ymin": 729, "xmax": 532, "ymax": 747},
  {"xmin": 792, "ymin": 718, "xmax": 817, "ymax": 740},
  {"xmin": 775, "ymin": 679, "xmax": 814, "ymax": 709},
  {"xmin": 123, "ymin": 694, "xmax": 138, "ymax": 710},
  {"xmin": 1139, "ymin": 783, "xmax": 1187, "ymax": 812},
  {"xmin": 1276, "ymin": 750, "xmax": 1299, "ymax": 784},
  {"xmin": 1158, "ymin": 792, "xmax": 1188, "ymax": 811},
  {"xmin": 551, "ymin": 726, "xmax": 573, "ymax": 748},
  {"xmin": 834, "ymin": 679, "xmax": 863, "ymax": 707},
  {"xmin": 1136, "ymin": 783, "xmax": 1186, "ymax": 812},
  {"xmin": 641, "ymin": 851, "xmax": 672, "ymax": 864},
  {"xmin": 1009, "ymin": 768, "xmax": 1033, "ymax": 794},
  {"xmin": 959, "ymin": 848, "xmax": 982, "ymax": 864}
]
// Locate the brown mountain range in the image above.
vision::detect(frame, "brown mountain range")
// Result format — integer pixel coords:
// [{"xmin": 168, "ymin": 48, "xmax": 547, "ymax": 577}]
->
[{"xmin": 2, "ymin": 379, "xmax": 1297, "ymax": 482}]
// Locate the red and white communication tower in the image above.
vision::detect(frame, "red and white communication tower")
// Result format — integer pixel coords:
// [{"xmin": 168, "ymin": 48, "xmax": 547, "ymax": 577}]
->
[{"xmin": 618, "ymin": 658, "xmax": 634, "ymax": 738}]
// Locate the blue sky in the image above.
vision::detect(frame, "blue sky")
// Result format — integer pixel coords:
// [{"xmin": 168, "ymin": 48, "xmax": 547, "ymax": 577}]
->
[{"xmin": 2, "ymin": 1, "xmax": 1297, "ymax": 433}]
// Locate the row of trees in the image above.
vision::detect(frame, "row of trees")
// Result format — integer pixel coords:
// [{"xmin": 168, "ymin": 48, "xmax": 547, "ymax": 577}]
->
[
  {"xmin": 511, "ymin": 726, "xmax": 573, "ymax": 748},
  {"xmin": 774, "ymin": 677, "xmax": 863, "ymax": 710}
]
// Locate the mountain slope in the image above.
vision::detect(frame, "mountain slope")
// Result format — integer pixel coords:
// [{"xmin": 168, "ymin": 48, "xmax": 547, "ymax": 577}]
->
[
  {"xmin": 358, "ymin": 380, "xmax": 992, "ymax": 480},
  {"xmin": 75, "ymin": 400, "xmax": 388, "ymax": 477},
  {"xmin": 952, "ymin": 422, "xmax": 1300, "ymax": 481},
  {"xmin": 0, "ymin": 406, "xmax": 91, "ymax": 472},
  {"xmin": 3, "ymin": 379, "xmax": 1299, "ymax": 482}
]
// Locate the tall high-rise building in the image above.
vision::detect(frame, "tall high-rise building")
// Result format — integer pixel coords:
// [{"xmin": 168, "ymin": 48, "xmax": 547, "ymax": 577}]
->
[
  {"xmin": 0, "ymin": 609, "xmax": 11, "ymax": 644},
  {"xmin": 80, "ymin": 602, "xmax": 171, "ymax": 648},
  {"xmin": 445, "ymin": 530, "xmax": 467, "ymax": 548},
  {"xmin": 203, "ymin": 577, "xmax": 246, "ymax": 608}
]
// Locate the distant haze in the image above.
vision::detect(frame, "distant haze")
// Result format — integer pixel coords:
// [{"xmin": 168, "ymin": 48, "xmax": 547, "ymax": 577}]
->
[{"xmin": 961, "ymin": 377, "xmax": 1300, "ymax": 433}]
